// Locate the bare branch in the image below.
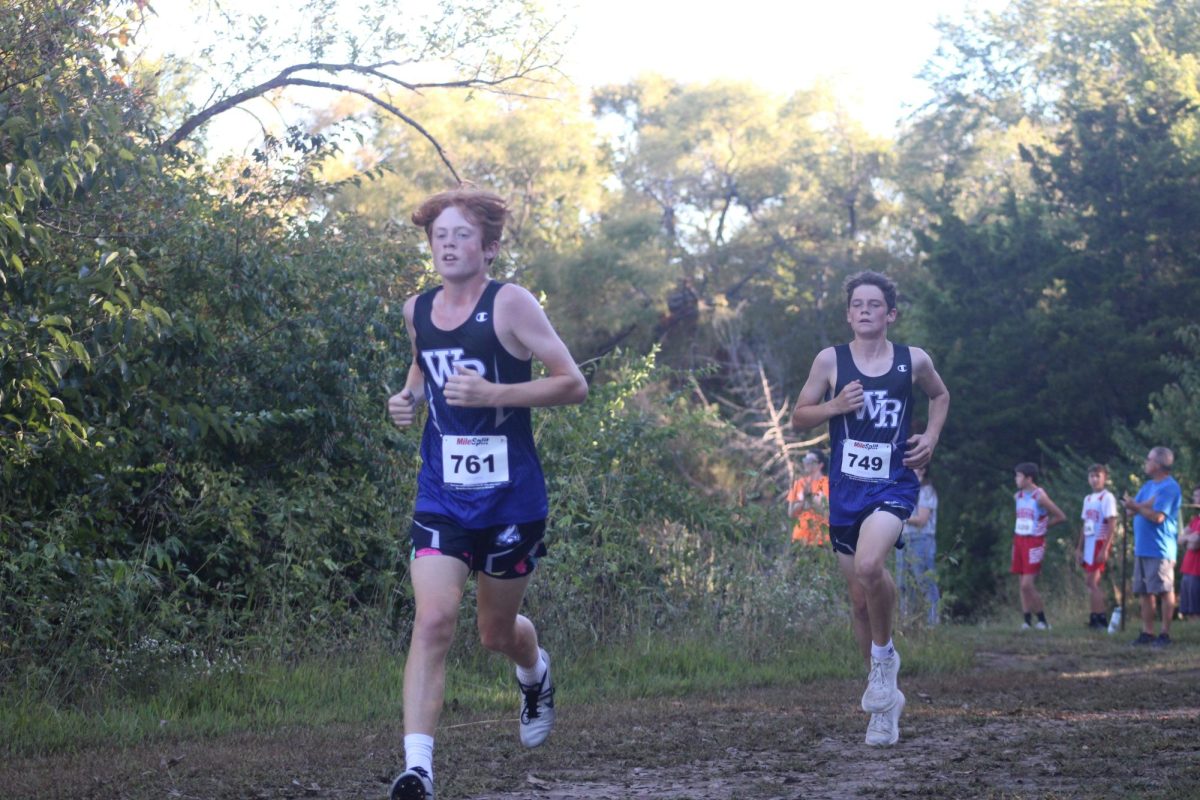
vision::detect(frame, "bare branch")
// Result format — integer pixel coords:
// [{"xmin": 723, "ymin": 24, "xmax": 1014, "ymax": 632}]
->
[
  {"xmin": 288, "ymin": 78, "xmax": 463, "ymax": 184},
  {"xmin": 160, "ymin": 57, "xmax": 559, "ymax": 181}
]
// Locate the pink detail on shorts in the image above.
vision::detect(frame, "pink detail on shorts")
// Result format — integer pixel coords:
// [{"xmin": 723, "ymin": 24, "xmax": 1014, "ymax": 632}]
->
[
  {"xmin": 515, "ymin": 560, "xmax": 529, "ymax": 575},
  {"xmin": 414, "ymin": 548, "xmax": 441, "ymax": 558}
]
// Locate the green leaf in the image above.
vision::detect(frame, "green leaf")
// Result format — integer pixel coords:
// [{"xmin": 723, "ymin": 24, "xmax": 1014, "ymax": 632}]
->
[{"xmin": 1, "ymin": 213, "xmax": 23, "ymax": 237}]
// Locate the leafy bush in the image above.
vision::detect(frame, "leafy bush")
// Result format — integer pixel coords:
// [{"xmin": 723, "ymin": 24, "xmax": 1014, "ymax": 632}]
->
[{"xmin": 1, "ymin": 2, "xmax": 845, "ymax": 702}]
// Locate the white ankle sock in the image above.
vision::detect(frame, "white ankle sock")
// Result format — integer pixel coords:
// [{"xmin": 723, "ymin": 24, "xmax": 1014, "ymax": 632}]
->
[
  {"xmin": 516, "ymin": 650, "xmax": 547, "ymax": 685},
  {"xmin": 871, "ymin": 640, "xmax": 895, "ymax": 661},
  {"xmin": 404, "ymin": 733, "xmax": 434, "ymax": 776}
]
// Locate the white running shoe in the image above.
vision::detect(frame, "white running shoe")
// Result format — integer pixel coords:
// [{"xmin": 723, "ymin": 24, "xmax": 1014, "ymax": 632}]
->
[
  {"xmin": 390, "ymin": 766, "xmax": 433, "ymax": 800},
  {"xmin": 861, "ymin": 651, "xmax": 901, "ymax": 713},
  {"xmin": 517, "ymin": 648, "xmax": 556, "ymax": 747},
  {"xmin": 865, "ymin": 690, "xmax": 906, "ymax": 747},
  {"xmin": 1020, "ymin": 622, "xmax": 1032, "ymax": 631},
  {"xmin": 1034, "ymin": 620, "xmax": 1050, "ymax": 630}
]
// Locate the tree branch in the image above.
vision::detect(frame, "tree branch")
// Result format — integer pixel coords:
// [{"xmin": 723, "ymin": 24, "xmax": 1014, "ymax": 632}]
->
[{"xmin": 160, "ymin": 59, "xmax": 557, "ymax": 181}]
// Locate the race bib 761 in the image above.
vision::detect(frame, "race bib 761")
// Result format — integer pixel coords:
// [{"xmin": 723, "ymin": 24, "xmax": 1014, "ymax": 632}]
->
[{"xmin": 442, "ymin": 435, "xmax": 510, "ymax": 488}]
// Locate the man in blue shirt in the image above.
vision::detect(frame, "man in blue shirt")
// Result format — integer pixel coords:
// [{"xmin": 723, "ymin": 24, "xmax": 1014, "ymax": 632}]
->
[{"xmin": 1123, "ymin": 446, "xmax": 1182, "ymax": 647}]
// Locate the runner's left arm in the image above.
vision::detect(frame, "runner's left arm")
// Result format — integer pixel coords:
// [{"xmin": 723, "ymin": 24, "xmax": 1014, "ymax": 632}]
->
[
  {"xmin": 1099, "ymin": 512, "xmax": 1116, "ymax": 560},
  {"xmin": 1039, "ymin": 490, "xmax": 1068, "ymax": 529},
  {"xmin": 904, "ymin": 347, "xmax": 949, "ymax": 468},
  {"xmin": 443, "ymin": 285, "xmax": 588, "ymax": 409}
]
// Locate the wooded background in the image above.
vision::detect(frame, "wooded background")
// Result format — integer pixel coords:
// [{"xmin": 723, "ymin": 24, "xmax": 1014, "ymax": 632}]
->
[{"xmin": 2, "ymin": 0, "xmax": 1198, "ymax": 693}]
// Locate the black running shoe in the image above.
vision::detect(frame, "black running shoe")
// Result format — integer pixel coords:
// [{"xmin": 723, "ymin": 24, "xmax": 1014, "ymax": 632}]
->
[{"xmin": 390, "ymin": 766, "xmax": 433, "ymax": 800}]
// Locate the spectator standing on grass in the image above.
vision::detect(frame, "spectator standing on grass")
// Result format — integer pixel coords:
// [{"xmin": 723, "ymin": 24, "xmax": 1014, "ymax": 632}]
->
[
  {"xmin": 1012, "ymin": 463, "xmax": 1067, "ymax": 631},
  {"xmin": 1123, "ymin": 447, "xmax": 1182, "ymax": 648},
  {"xmin": 896, "ymin": 464, "xmax": 939, "ymax": 624},
  {"xmin": 1077, "ymin": 464, "xmax": 1118, "ymax": 629},
  {"xmin": 787, "ymin": 450, "xmax": 830, "ymax": 547}
]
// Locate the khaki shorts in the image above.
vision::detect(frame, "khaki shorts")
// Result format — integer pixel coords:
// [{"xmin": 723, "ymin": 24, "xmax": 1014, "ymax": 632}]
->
[{"xmin": 1132, "ymin": 556, "xmax": 1176, "ymax": 596}]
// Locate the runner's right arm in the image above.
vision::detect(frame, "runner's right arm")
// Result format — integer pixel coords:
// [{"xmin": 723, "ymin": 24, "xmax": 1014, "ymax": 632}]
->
[
  {"xmin": 1075, "ymin": 521, "xmax": 1086, "ymax": 565},
  {"xmin": 387, "ymin": 296, "xmax": 426, "ymax": 428},
  {"xmin": 791, "ymin": 347, "xmax": 862, "ymax": 430}
]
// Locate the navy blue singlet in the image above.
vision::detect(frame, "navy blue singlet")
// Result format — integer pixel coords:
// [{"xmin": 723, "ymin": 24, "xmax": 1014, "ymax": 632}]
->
[
  {"xmin": 828, "ymin": 343, "xmax": 919, "ymax": 526},
  {"xmin": 412, "ymin": 280, "xmax": 547, "ymax": 527}
]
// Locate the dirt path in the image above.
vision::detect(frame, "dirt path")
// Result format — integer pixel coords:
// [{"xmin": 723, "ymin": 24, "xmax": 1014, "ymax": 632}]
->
[{"xmin": 5, "ymin": 632, "xmax": 1199, "ymax": 800}]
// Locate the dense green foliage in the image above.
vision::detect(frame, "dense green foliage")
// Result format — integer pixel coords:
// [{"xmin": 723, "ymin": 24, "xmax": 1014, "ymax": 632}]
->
[
  {"xmin": 0, "ymin": 4, "xmax": 812, "ymax": 695},
  {"xmin": 899, "ymin": 0, "xmax": 1200, "ymax": 613},
  {"xmin": 2, "ymin": 2, "xmax": 429, "ymax": 688},
  {"xmin": 3, "ymin": 0, "xmax": 1200, "ymax": 731}
]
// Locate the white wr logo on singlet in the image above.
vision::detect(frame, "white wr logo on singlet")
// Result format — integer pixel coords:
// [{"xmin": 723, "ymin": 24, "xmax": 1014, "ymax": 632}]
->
[{"xmin": 856, "ymin": 390, "xmax": 902, "ymax": 429}]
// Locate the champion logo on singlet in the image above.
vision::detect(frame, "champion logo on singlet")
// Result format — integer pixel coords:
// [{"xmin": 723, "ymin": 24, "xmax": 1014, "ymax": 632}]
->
[
  {"xmin": 856, "ymin": 390, "xmax": 902, "ymax": 429},
  {"xmin": 475, "ymin": 311, "xmax": 489, "ymax": 323},
  {"xmin": 421, "ymin": 348, "xmax": 487, "ymax": 388}
]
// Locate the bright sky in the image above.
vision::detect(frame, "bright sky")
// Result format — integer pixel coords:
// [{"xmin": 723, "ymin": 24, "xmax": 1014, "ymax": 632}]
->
[
  {"xmin": 563, "ymin": 0, "xmax": 1000, "ymax": 133},
  {"xmin": 146, "ymin": 0, "xmax": 1003, "ymax": 154}
]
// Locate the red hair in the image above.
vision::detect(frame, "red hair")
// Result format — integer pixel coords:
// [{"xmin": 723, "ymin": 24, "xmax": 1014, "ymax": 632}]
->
[{"xmin": 411, "ymin": 188, "xmax": 508, "ymax": 252}]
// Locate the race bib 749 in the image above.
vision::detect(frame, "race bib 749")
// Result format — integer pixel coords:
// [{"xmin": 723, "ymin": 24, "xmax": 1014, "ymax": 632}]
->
[{"xmin": 841, "ymin": 439, "xmax": 891, "ymax": 482}]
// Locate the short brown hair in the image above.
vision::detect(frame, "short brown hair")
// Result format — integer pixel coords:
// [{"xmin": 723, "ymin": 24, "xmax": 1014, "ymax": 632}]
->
[
  {"xmin": 844, "ymin": 270, "xmax": 898, "ymax": 311},
  {"xmin": 1087, "ymin": 463, "xmax": 1108, "ymax": 477},
  {"xmin": 1015, "ymin": 462, "xmax": 1039, "ymax": 482},
  {"xmin": 412, "ymin": 188, "xmax": 508, "ymax": 257}
]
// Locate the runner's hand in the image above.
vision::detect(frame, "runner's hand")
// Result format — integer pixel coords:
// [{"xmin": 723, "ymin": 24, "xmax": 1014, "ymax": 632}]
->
[
  {"xmin": 903, "ymin": 431, "xmax": 937, "ymax": 468},
  {"xmin": 388, "ymin": 388, "xmax": 418, "ymax": 427},
  {"xmin": 444, "ymin": 364, "xmax": 494, "ymax": 407},
  {"xmin": 833, "ymin": 379, "xmax": 864, "ymax": 415}
]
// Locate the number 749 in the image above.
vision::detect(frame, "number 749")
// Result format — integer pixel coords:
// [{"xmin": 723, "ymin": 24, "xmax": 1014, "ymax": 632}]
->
[{"xmin": 848, "ymin": 454, "xmax": 884, "ymax": 471}]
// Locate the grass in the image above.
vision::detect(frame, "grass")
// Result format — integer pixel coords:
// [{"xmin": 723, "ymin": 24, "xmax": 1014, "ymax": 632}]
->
[{"xmin": 0, "ymin": 618, "xmax": 972, "ymax": 758}]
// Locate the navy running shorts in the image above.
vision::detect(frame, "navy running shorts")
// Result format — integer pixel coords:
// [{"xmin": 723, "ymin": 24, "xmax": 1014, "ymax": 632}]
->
[
  {"xmin": 410, "ymin": 512, "xmax": 546, "ymax": 579},
  {"xmin": 829, "ymin": 500, "xmax": 911, "ymax": 556}
]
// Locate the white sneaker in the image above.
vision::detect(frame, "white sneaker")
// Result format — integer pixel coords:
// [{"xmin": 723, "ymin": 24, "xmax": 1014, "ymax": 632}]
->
[
  {"xmin": 861, "ymin": 651, "xmax": 901, "ymax": 713},
  {"xmin": 1034, "ymin": 620, "xmax": 1050, "ymax": 631},
  {"xmin": 390, "ymin": 766, "xmax": 434, "ymax": 800},
  {"xmin": 517, "ymin": 648, "xmax": 555, "ymax": 747},
  {"xmin": 865, "ymin": 690, "xmax": 906, "ymax": 746},
  {"xmin": 1020, "ymin": 622, "xmax": 1032, "ymax": 631}
]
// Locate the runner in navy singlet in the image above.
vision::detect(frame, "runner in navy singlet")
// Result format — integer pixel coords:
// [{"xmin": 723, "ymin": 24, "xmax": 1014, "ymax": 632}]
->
[
  {"xmin": 827, "ymin": 342, "xmax": 920, "ymax": 534},
  {"xmin": 791, "ymin": 271, "xmax": 949, "ymax": 748},
  {"xmin": 386, "ymin": 189, "xmax": 588, "ymax": 800}
]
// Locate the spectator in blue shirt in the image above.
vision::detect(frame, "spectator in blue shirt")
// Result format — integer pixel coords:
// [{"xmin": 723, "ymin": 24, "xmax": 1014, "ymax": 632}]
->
[{"xmin": 1123, "ymin": 446, "xmax": 1182, "ymax": 647}]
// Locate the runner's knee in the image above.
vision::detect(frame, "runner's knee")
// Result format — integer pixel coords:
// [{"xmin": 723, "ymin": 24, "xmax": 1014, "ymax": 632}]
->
[
  {"xmin": 477, "ymin": 619, "xmax": 518, "ymax": 653},
  {"xmin": 412, "ymin": 605, "xmax": 458, "ymax": 649},
  {"xmin": 854, "ymin": 556, "xmax": 888, "ymax": 586}
]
